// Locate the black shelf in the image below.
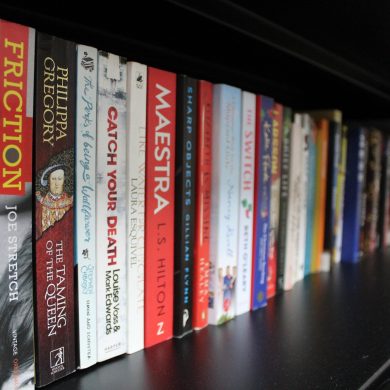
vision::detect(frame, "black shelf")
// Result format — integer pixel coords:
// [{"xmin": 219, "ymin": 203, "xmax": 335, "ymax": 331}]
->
[{"xmin": 46, "ymin": 253, "xmax": 390, "ymax": 390}]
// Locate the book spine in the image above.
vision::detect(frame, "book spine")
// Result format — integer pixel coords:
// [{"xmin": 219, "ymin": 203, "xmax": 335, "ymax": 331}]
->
[
  {"xmin": 378, "ymin": 135, "xmax": 390, "ymax": 248},
  {"xmin": 341, "ymin": 128, "xmax": 367, "ymax": 262},
  {"xmin": 173, "ymin": 75, "xmax": 197, "ymax": 337},
  {"xmin": 251, "ymin": 95, "xmax": 273, "ymax": 308},
  {"xmin": 0, "ymin": 20, "xmax": 35, "ymax": 388},
  {"xmin": 192, "ymin": 80, "xmax": 212, "ymax": 330},
  {"xmin": 34, "ymin": 33, "xmax": 76, "ymax": 386},
  {"xmin": 144, "ymin": 67, "xmax": 176, "ymax": 347},
  {"xmin": 209, "ymin": 84, "xmax": 241, "ymax": 325},
  {"xmin": 126, "ymin": 61, "xmax": 147, "ymax": 354},
  {"xmin": 75, "ymin": 45, "xmax": 97, "ymax": 368},
  {"xmin": 236, "ymin": 91, "xmax": 256, "ymax": 315},
  {"xmin": 266, "ymin": 103, "xmax": 282, "ymax": 299},
  {"xmin": 96, "ymin": 52, "xmax": 128, "ymax": 361},
  {"xmin": 276, "ymin": 108, "xmax": 292, "ymax": 293}
]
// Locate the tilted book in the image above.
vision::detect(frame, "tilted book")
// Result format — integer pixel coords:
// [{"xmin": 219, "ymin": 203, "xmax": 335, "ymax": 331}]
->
[
  {"xmin": 34, "ymin": 33, "xmax": 76, "ymax": 386},
  {"xmin": 0, "ymin": 20, "xmax": 35, "ymax": 390},
  {"xmin": 174, "ymin": 75, "xmax": 198, "ymax": 337},
  {"xmin": 75, "ymin": 44, "xmax": 97, "ymax": 369},
  {"xmin": 193, "ymin": 80, "xmax": 212, "ymax": 330},
  {"xmin": 209, "ymin": 84, "xmax": 241, "ymax": 325},
  {"xmin": 126, "ymin": 61, "xmax": 147, "ymax": 354},
  {"xmin": 236, "ymin": 91, "xmax": 256, "ymax": 315},
  {"xmin": 96, "ymin": 52, "xmax": 127, "ymax": 361},
  {"xmin": 144, "ymin": 67, "xmax": 176, "ymax": 347}
]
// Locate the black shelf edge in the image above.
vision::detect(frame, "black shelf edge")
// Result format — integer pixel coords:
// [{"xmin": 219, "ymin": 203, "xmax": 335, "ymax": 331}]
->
[{"xmin": 167, "ymin": 0, "xmax": 390, "ymax": 102}]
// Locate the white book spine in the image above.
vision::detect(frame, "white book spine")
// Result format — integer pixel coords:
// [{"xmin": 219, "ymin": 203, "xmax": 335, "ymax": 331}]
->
[
  {"xmin": 75, "ymin": 45, "xmax": 98, "ymax": 369},
  {"xmin": 236, "ymin": 91, "xmax": 255, "ymax": 316},
  {"xmin": 296, "ymin": 114, "xmax": 310, "ymax": 281},
  {"xmin": 126, "ymin": 62, "xmax": 146, "ymax": 353},
  {"xmin": 96, "ymin": 52, "xmax": 127, "ymax": 361},
  {"xmin": 283, "ymin": 114, "xmax": 302, "ymax": 290},
  {"xmin": 209, "ymin": 84, "xmax": 241, "ymax": 325}
]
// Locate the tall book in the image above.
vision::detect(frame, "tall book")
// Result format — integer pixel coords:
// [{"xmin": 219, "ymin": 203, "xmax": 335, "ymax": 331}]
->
[
  {"xmin": 96, "ymin": 52, "xmax": 127, "ymax": 361},
  {"xmin": 378, "ymin": 135, "xmax": 390, "ymax": 248},
  {"xmin": 251, "ymin": 95, "xmax": 273, "ymax": 308},
  {"xmin": 266, "ymin": 103, "xmax": 282, "ymax": 299},
  {"xmin": 144, "ymin": 67, "xmax": 176, "ymax": 347},
  {"xmin": 341, "ymin": 128, "xmax": 367, "ymax": 262},
  {"xmin": 277, "ymin": 107, "xmax": 292, "ymax": 293},
  {"xmin": 75, "ymin": 44, "xmax": 97, "ymax": 369},
  {"xmin": 209, "ymin": 84, "xmax": 241, "ymax": 325},
  {"xmin": 34, "ymin": 33, "xmax": 76, "ymax": 386},
  {"xmin": 236, "ymin": 91, "xmax": 256, "ymax": 315},
  {"xmin": 174, "ymin": 75, "xmax": 197, "ymax": 337},
  {"xmin": 0, "ymin": 20, "xmax": 35, "ymax": 390},
  {"xmin": 126, "ymin": 61, "xmax": 147, "ymax": 354},
  {"xmin": 192, "ymin": 80, "xmax": 212, "ymax": 330}
]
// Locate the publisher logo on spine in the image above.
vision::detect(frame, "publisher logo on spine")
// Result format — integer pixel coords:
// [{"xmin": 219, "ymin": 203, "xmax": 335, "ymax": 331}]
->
[
  {"xmin": 136, "ymin": 71, "xmax": 144, "ymax": 89},
  {"xmin": 50, "ymin": 347, "xmax": 65, "ymax": 373}
]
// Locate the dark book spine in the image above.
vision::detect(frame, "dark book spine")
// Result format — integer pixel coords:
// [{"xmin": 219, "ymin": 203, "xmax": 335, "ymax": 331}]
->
[
  {"xmin": 0, "ymin": 20, "xmax": 35, "ymax": 389},
  {"xmin": 174, "ymin": 75, "xmax": 197, "ymax": 337},
  {"xmin": 34, "ymin": 33, "xmax": 76, "ymax": 386},
  {"xmin": 378, "ymin": 135, "xmax": 390, "ymax": 248},
  {"xmin": 276, "ymin": 107, "xmax": 292, "ymax": 293}
]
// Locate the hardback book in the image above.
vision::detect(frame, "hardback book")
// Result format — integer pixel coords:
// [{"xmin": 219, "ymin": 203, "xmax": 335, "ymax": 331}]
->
[
  {"xmin": 236, "ymin": 91, "xmax": 256, "ymax": 315},
  {"xmin": 144, "ymin": 67, "xmax": 176, "ymax": 347},
  {"xmin": 277, "ymin": 107, "xmax": 292, "ymax": 293},
  {"xmin": 341, "ymin": 128, "xmax": 367, "ymax": 262},
  {"xmin": 126, "ymin": 61, "xmax": 147, "ymax": 353},
  {"xmin": 251, "ymin": 95, "xmax": 273, "ymax": 308},
  {"xmin": 363, "ymin": 129, "xmax": 382, "ymax": 253},
  {"xmin": 209, "ymin": 84, "xmax": 241, "ymax": 325},
  {"xmin": 333, "ymin": 125, "xmax": 348, "ymax": 262},
  {"xmin": 378, "ymin": 134, "xmax": 390, "ymax": 248},
  {"xmin": 266, "ymin": 103, "xmax": 282, "ymax": 299},
  {"xmin": 34, "ymin": 33, "xmax": 76, "ymax": 386},
  {"xmin": 75, "ymin": 44, "xmax": 97, "ymax": 369},
  {"xmin": 0, "ymin": 20, "xmax": 35, "ymax": 390},
  {"xmin": 96, "ymin": 52, "xmax": 127, "ymax": 361},
  {"xmin": 174, "ymin": 75, "xmax": 198, "ymax": 337},
  {"xmin": 192, "ymin": 80, "xmax": 212, "ymax": 330}
]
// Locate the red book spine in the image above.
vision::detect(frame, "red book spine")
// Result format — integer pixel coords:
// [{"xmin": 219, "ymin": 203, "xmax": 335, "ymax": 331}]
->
[
  {"xmin": 192, "ymin": 80, "xmax": 212, "ymax": 330},
  {"xmin": 144, "ymin": 67, "xmax": 176, "ymax": 347}
]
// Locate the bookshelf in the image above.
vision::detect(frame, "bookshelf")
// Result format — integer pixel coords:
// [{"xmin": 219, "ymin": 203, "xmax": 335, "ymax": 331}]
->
[{"xmin": 0, "ymin": 0, "xmax": 389, "ymax": 388}]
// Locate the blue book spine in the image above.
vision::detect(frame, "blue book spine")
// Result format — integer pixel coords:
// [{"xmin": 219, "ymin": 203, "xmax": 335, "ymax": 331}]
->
[
  {"xmin": 341, "ymin": 128, "xmax": 367, "ymax": 262},
  {"xmin": 252, "ymin": 95, "xmax": 273, "ymax": 310}
]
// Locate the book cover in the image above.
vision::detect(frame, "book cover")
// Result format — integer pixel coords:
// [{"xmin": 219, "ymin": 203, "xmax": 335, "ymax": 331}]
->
[
  {"xmin": 96, "ymin": 52, "xmax": 127, "ymax": 361},
  {"xmin": 144, "ymin": 67, "xmax": 176, "ymax": 347},
  {"xmin": 251, "ymin": 95, "xmax": 273, "ymax": 308},
  {"xmin": 174, "ymin": 75, "xmax": 197, "ymax": 337},
  {"xmin": 75, "ymin": 44, "xmax": 97, "ymax": 369},
  {"xmin": 0, "ymin": 20, "xmax": 35, "ymax": 390},
  {"xmin": 208, "ymin": 84, "xmax": 241, "ymax": 325},
  {"xmin": 192, "ymin": 80, "xmax": 212, "ymax": 330},
  {"xmin": 34, "ymin": 33, "xmax": 76, "ymax": 386},
  {"xmin": 236, "ymin": 91, "xmax": 256, "ymax": 315},
  {"xmin": 276, "ymin": 107, "xmax": 292, "ymax": 293},
  {"xmin": 126, "ymin": 61, "xmax": 147, "ymax": 353}
]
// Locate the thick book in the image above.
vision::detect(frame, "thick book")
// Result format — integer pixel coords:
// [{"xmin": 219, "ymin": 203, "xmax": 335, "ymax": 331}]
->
[
  {"xmin": 96, "ymin": 52, "xmax": 127, "ymax": 361},
  {"xmin": 0, "ymin": 20, "xmax": 35, "ymax": 390},
  {"xmin": 266, "ymin": 103, "xmax": 282, "ymax": 299},
  {"xmin": 209, "ymin": 84, "xmax": 241, "ymax": 325},
  {"xmin": 34, "ymin": 33, "xmax": 76, "ymax": 386},
  {"xmin": 174, "ymin": 75, "xmax": 198, "ymax": 337},
  {"xmin": 251, "ymin": 95, "xmax": 273, "ymax": 308},
  {"xmin": 236, "ymin": 91, "xmax": 256, "ymax": 315},
  {"xmin": 192, "ymin": 80, "xmax": 212, "ymax": 330},
  {"xmin": 276, "ymin": 107, "xmax": 292, "ymax": 293},
  {"xmin": 126, "ymin": 61, "xmax": 147, "ymax": 353},
  {"xmin": 75, "ymin": 44, "xmax": 97, "ymax": 369},
  {"xmin": 144, "ymin": 67, "xmax": 176, "ymax": 347}
]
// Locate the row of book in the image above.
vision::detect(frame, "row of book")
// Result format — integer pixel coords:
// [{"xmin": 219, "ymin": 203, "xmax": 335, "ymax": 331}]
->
[{"xmin": 1, "ymin": 18, "xmax": 389, "ymax": 389}]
